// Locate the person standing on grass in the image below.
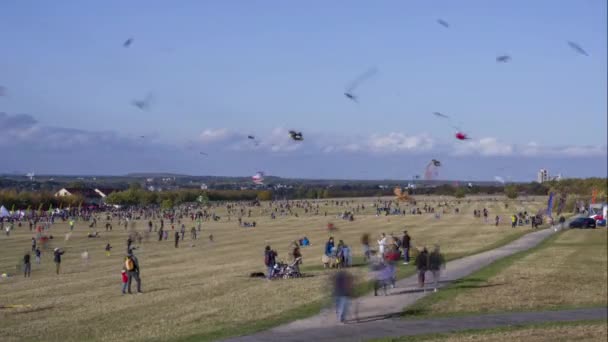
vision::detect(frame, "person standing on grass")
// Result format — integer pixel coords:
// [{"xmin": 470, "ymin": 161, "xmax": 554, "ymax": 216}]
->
[
  {"xmin": 31, "ymin": 237, "xmax": 36, "ymax": 252},
  {"xmin": 264, "ymin": 245, "xmax": 277, "ymax": 279},
  {"xmin": 401, "ymin": 231, "xmax": 411, "ymax": 265},
  {"xmin": 428, "ymin": 245, "xmax": 445, "ymax": 292},
  {"xmin": 415, "ymin": 247, "xmax": 429, "ymax": 291},
  {"xmin": 53, "ymin": 248, "xmax": 65, "ymax": 275},
  {"xmin": 121, "ymin": 269, "xmax": 128, "ymax": 295},
  {"xmin": 325, "ymin": 237, "xmax": 335, "ymax": 257},
  {"xmin": 23, "ymin": 252, "xmax": 31, "ymax": 278},
  {"xmin": 125, "ymin": 253, "xmax": 142, "ymax": 294},
  {"xmin": 35, "ymin": 247, "xmax": 41, "ymax": 264},
  {"xmin": 174, "ymin": 231, "xmax": 180, "ymax": 248},
  {"xmin": 377, "ymin": 233, "xmax": 387, "ymax": 258}
]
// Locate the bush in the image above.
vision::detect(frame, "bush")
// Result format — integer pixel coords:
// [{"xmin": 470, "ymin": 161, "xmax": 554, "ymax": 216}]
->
[{"xmin": 505, "ymin": 185, "xmax": 519, "ymax": 199}]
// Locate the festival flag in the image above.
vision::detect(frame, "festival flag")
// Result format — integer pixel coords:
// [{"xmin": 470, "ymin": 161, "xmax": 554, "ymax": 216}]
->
[
  {"xmin": 11, "ymin": 204, "xmax": 15, "ymax": 214},
  {"xmin": 48, "ymin": 203, "xmax": 53, "ymax": 215},
  {"xmin": 37, "ymin": 203, "xmax": 43, "ymax": 216},
  {"xmin": 591, "ymin": 189, "xmax": 598, "ymax": 204}
]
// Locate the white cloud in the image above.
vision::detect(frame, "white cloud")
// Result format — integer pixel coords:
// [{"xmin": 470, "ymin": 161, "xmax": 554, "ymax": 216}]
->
[
  {"xmin": 366, "ymin": 132, "xmax": 434, "ymax": 153},
  {"xmin": 198, "ymin": 128, "xmax": 233, "ymax": 144},
  {"xmin": 452, "ymin": 137, "xmax": 514, "ymax": 156},
  {"xmin": 518, "ymin": 141, "xmax": 607, "ymax": 157}
]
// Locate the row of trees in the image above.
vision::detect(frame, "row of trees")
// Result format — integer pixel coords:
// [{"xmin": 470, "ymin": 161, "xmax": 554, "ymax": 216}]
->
[
  {"xmin": 0, "ymin": 190, "xmax": 85, "ymax": 210},
  {"xmin": 2, "ymin": 179, "xmax": 604, "ymax": 209}
]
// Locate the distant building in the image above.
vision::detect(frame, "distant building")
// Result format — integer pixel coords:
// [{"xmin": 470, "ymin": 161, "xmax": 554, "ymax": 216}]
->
[
  {"xmin": 55, "ymin": 187, "xmax": 119, "ymax": 204},
  {"xmin": 537, "ymin": 169, "xmax": 549, "ymax": 183}
]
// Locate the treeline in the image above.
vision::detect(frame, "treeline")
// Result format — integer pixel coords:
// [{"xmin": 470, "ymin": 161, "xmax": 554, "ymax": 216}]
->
[{"xmin": 0, "ymin": 190, "xmax": 85, "ymax": 210}]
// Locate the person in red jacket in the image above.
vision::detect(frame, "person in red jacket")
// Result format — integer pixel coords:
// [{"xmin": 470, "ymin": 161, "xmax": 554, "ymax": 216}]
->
[{"xmin": 121, "ymin": 269, "xmax": 128, "ymax": 295}]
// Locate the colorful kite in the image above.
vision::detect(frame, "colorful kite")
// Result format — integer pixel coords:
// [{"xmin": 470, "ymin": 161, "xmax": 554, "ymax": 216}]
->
[
  {"xmin": 252, "ymin": 171, "xmax": 264, "ymax": 184},
  {"xmin": 424, "ymin": 159, "xmax": 441, "ymax": 180}
]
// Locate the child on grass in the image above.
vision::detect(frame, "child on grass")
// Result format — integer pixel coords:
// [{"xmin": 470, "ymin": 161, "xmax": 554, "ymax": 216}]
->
[{"xmin": 121, "ymin": 269, "xmax": 128, "ymax": 294}]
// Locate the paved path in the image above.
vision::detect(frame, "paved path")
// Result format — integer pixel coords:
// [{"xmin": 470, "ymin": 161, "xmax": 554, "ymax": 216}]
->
[
  {"xmin": 227, "ymin": 307, "xmax": 607, "ymax": 342},
  {"xmin": 224, "ymin": 222, "xmax": 579, "ymax": 342}
]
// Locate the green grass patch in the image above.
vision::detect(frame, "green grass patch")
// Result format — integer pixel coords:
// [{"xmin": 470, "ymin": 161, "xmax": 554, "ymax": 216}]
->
[
  {"xmin": 369, "ymin": 319, "xmax": 608, "ymax": 342},
  {"xmin": 403, "ymin": 230, "xmax": 565, "ymax": 318}
]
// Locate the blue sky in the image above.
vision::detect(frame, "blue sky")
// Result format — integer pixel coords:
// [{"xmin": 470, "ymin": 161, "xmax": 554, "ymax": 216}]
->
[{"xmin": 1, "ymin": 0, "xmax": 606, "ymax": 180}]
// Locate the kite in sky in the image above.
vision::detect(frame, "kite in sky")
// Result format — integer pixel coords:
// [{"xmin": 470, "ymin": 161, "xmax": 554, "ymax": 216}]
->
[
  {"xmin": 252, "ymin": 171, "xmax": 264, "ymax": 184},
  {"xmin": 437, "ymin": 19, "xmax": 449, "ymax": 28},
  {"xmin": 344, "ymin": 67, "xmax": 377, "ymax": 103},
  {"xmin": 199, "ymin": 152, "xmax": 208, "ymax": 156},
  {"xmin": 132, "ymin": 93, "xmax": 153, "ymax": 111},
  {"xmin": 247, "ymin": 135, "xmax": 260, "ymax": 146},
  {"xmin": 496, "ymin": 55, "xmax": 511, "ymax": 63},
  {"xmin": 424, "ymin": 159, "xmax": 441, "ymax": 180},
  {"xmin": 433, "ymin": 111, "xmax": 449, "ymax": 119},
  {"xmin": 289, "ymin": 130, "xmax": 304, "ymax": 141},
  {"xmin": 455, "ymin": 132, "xmax": 471, "ymax": 140},
  {"xmin": 123, "ymin": 38, "xmax": 133, "ymax": 48},
  {"xmin": 567, "ymin": 41, "xmax": 588, "ymax": 56}
]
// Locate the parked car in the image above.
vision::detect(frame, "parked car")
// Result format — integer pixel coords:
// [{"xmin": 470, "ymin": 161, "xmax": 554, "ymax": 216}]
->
[{"xmin": 569, "ymin": 217, "xmax": 596, "ymax": 229}]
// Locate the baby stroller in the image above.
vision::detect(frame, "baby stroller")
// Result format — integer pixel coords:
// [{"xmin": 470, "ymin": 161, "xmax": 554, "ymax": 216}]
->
[{"xmin": 272, "ymin": 257, "xmax": 302, "ymax": 279}]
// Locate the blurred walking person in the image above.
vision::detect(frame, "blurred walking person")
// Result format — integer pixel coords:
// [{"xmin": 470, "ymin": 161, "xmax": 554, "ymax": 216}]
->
[
  {"xmin": 333, "ymin": 270, "xmax": 354, "ymax": 323},
  {"xmin": 401, "ymin": 230, "xmax": 411, "ymax": 265},
  {"xmin": 428, "ymin": 245, "xmax": 445, "ymax": 292},
  {"xmin": 415, "ymin": 247, "xmax": 429, "ymax": 291}
]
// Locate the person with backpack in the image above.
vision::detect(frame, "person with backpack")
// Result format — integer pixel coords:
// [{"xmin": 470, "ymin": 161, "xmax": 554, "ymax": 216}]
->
[
  {"xmin": 264, "ymin": 245, "xmax": 277, "ymax": 279},
  {"xmin": 401, "ymin": 231, "xmax": 411, "ymax": 265},
  {"xmin": 125, "ymin": 253, "xmax": 142, "ymax": 294}
]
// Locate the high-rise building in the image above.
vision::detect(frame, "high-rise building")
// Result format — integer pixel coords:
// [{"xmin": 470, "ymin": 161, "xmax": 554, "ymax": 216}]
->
[{"xmin": 537, "ymin": 168, "xmax": 549, "ymax": 183}]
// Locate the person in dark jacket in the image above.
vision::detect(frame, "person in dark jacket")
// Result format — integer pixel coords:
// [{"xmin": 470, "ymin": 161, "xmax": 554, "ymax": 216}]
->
[
  {"xmin": 325, "ymin": 237, "xmax": 335, "ymax": 257},
  {"xmin": 53, "ymin": 248, "xmax": 65, "ymax": 275},
  {"xmin": 428, "ymin": 245, "xmax": 445, "ymax": 292},
  {"xmin": 174, "ymin": 231, "xmax": 180, "ymax": 248},
  {"xmin": 401, "ymin": 231, "xmax": 411, "ymax": 264},
  {"xmin": 23, "ymin": 253, "xmax": 31, "ymax": 277},
  {"xmin": 415, "ymin": 247, "xmax": 429, "ymax": 290},
  {"xmin": 264, "ymin": 245, "xmax": 277, "ymax": 279}
]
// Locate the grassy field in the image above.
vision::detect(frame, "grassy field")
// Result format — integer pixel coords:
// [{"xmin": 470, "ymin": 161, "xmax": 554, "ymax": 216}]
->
[
  {"xmin": 0, "ymin": 196, "xmax": 546, "ymax": 341},
  {"xmin": 372, "ymin": 320, "xmax": 608, "ymax": 342},
  {"xmin": 404, "ymin": 228, "xmax": 607, "ymax": 318}
]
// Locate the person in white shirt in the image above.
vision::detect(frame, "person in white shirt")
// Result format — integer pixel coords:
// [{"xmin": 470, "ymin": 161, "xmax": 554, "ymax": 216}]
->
[{"xmin": 377, "ymin": 233, "xmax": 387, "ymax": 257}]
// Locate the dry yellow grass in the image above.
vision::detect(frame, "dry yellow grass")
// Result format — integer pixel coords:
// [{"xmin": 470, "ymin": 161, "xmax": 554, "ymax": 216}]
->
[
  {"xmin": 386, "ymin": 322, "xmax": 608, "ymax": 342},
  {"xmin": 0, "ymin": 196, "xmax": 544, "ymax": 341},
  {"xmin": 421, "ymin": 229, "xmax": 608, "ymax": 316}
]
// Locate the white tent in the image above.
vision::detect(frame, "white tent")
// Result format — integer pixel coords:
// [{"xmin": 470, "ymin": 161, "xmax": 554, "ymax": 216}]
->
[{"xmin": 0, "ymin": 206, "xmax": 9, "ymax": 218}]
